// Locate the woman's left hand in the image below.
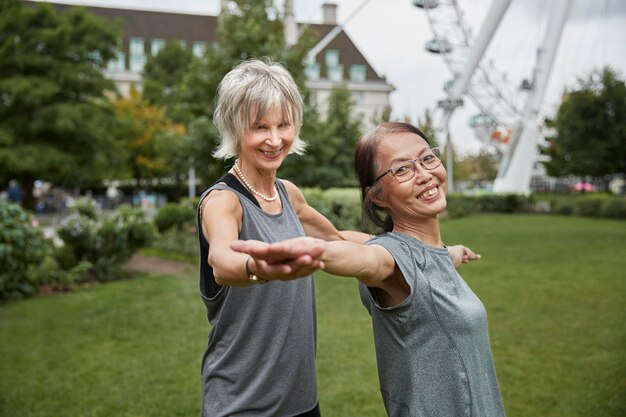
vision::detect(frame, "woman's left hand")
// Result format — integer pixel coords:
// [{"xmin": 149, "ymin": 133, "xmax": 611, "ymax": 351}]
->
[
  {"xmin": 231, "ymin": 237, "xmax": 327, "ymax": 281},
  {"xmin": 447, "ymin": 245, "xmax": 481, "ymax": 268}
]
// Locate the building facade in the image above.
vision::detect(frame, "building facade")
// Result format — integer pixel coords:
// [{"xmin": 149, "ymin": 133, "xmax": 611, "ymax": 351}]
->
[{"xmin": 35, "ymin": 1, "xmax": 394, "ymax": 127}]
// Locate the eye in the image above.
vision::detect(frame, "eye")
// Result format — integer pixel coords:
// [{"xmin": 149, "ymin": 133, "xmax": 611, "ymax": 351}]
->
[
  {"xmin": 392, "ymin": 163, "xmax": 413, "ymax": 176},
  {"xmin": 422, "ymin": 153, "xmax": 435, "ymax": 162}
]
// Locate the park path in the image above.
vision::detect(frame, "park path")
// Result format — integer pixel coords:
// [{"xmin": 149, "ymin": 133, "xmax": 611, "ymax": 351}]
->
[{"xmin": 123, "ymin": 253, "xmax": 197, "ymax": 276}]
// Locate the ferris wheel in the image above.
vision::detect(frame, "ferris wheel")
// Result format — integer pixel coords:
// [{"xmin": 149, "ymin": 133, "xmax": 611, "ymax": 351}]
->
[{"xmin": 414, "ymin": 0, "xmax": 572, "ymax": 193}]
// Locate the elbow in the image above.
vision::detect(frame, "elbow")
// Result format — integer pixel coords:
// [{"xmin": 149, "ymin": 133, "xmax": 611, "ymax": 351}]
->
[
  {"xmin": 208, "ymin": 254, "xmax": 228, "ymax": 286},
  {"xmin": 213, "ymin": 273, "xmax": 227, "ymax": 286}
]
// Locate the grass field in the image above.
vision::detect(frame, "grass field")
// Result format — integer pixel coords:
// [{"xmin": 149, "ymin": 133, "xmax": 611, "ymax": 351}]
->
[{"xmin": 1, "ymin": 214, "xmax": 624, "ymax": 417}]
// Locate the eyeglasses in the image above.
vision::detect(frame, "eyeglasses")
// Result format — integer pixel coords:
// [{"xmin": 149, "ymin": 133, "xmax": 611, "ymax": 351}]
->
[{"xmin": 374, "ymin": 147, "xmax": 442, "ymax": 183}]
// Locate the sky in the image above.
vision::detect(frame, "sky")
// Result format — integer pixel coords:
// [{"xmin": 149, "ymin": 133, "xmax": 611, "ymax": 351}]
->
[{"xmin": 36, "ymin": 0, "xmax": 626, "ymax": 154}]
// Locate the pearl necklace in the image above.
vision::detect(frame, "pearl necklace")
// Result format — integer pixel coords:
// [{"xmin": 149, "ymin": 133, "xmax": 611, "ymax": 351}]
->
[{"xmin": 233, "ymin": 160, "xmax": 279, "ymax": 202}]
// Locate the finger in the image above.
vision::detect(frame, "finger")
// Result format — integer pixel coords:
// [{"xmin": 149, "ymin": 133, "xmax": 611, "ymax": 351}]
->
[{"xmin": 230, "ymin": 240, "xmax": 270, "ymax": 255}]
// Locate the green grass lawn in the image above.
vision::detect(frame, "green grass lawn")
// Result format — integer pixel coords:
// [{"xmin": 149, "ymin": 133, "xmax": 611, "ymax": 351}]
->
[{"xmin": 1, "ymin": 214, "xmax": 625, "ymax": 417}]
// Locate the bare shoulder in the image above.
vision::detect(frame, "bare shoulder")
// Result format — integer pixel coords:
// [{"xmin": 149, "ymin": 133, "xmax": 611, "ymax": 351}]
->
[
  {"xmin": 200, "ymin": 188, "xmax": 242, "ymax": 223},
  {"xmin": 278, "ymin": 179, "xmax": 306, "ymax": 206}
]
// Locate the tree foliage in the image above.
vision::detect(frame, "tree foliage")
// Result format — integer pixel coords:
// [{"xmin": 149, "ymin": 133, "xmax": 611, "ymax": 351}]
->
[
  {"xmin": 417, "ymin": 108, "xmax": 440, "ymax": 147},
  {"xmin": 281, "ymin": 86, "xmax": 362, "ymax": 187},
  {"xmin": 540, "ymin": 67, "xmax": 626, "ymax": 179},
  {"xmin": 142, "ymin": 40, "xmax": 196, "ymax": 124},
  {"xmin": 112, "ymin": 87, "xmax": 187, "ymax": 183},
  {"xmin": 0, "ymin": 0, "xmax": 123, "ymax": 209}
]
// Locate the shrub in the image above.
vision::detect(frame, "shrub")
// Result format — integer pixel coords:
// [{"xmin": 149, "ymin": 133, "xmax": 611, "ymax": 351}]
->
[
  {"xmin": 302, "ymin": 188, "xmax": 335, "ymax": 223},
  {"xmin": 150, "ymin": 228, "xmax": 198, "ymax": 263},
  {"xmin": 575, "ymin": 197, "xmax": 605, "ymax": 217},
  {"xmin": 56, "ymin": 205, "xmax": 157, "ymax": 281},
  {"xmin": 0, "ymin": 201, "xmax": 53, "ymax": 301},
  {"xmin": 324, "ymin": 188, "xmax": 362, "ymax": 231},
  {"xmin": 552, "ymin": 200, "xmax": 575, "ymax": 216},
  {"xmin": 473, "ymin": 193, "xmax": 531, "ymax": 213},
  {"xmin": 154, "ymin": 202, "xmax": 195, "ymax": 233},
  {"xmin": 68, "ymin": 196, "xmax": 100, "ymax": 220},
  {"xmin": 599, "ymin": 199, "xmax": 626, "ymax": 218},
  {"xmin": 444, "ymin": 196, "xmax": 473, "ymax": 219}
]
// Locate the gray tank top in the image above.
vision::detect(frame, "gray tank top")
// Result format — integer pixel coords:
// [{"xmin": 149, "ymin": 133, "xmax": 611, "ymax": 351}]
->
[
  {"xmin": 360, "ymin": 232, "xmax": 505, "ymax": 417},
  {"xmin": 198, "ymin": 179, "xmax": 317, "ymax": 417}
]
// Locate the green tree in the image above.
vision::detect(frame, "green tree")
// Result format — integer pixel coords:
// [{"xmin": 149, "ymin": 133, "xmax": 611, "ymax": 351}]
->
[
  {"xmin": 112, "ymin": 87, "xmax": 187, "ymax": 184},
  {"xmin": 0, "ymin": 0, "xmax": 122, "ymax": 209},
  {"xmin": 282, "ymin": 86, "xmax": 362, "ymax": 187},
  {"xmin": 142, "ymin": 40, "xmax": 196, "ymax": 124},
  {"xmin": 540, "ymin": 67, "xmax": 626, "ymax": 182},
  {"xmin": 454, "ymin": 149, "xmax": 499, "ymax": 186},
  {"xmin": 417, "ymin": 108, "xmax": 440, "ymax": 147}
]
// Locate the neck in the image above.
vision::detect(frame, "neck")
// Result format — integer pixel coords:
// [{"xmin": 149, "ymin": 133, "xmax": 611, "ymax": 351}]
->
[
  {"xmin": 233, "ymin": 159, "xmax": 279, "ymax": 202},
  {"xmin": 392, "ymin": 216, "xmax": 443, "ymax": 248}
]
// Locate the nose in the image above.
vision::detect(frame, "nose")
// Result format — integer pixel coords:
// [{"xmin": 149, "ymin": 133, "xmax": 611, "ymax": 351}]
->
[
  {"xmin": 412, "ymin": 162, "xmax": 432, "ymax": 184},
  {"xmin": 266, "ymin": 127, "xmax": 282, "ymax": 147}
]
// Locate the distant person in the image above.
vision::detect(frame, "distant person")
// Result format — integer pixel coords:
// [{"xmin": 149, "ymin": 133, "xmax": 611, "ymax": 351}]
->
[
  {"xmin": 231, "ymin": 122, "xmax": 504, "ymax": 417},
  {"xmin": 8, "ymin": 180, "xmax": 23, "ymax": 205}
]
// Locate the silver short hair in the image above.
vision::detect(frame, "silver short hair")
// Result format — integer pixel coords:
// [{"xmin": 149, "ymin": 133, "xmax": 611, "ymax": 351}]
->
[{"xmin": 212, "ymin": 59, "xmax": 306, "ymax": 160}]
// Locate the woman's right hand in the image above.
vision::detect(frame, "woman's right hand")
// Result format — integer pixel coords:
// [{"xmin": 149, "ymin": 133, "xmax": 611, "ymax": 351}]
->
[{"xmin": 231, "ymin": 237, "xmax": 327, "ymax": 281}]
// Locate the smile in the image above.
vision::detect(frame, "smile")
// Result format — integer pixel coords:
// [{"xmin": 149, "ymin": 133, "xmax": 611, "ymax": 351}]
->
[
  {"xmin": 417, "ymin": 186, "xmax": 438, "ymax": 200},
  {"xmin": 261, "ymin": 149, "xmax": 282, "ymax": 157}
]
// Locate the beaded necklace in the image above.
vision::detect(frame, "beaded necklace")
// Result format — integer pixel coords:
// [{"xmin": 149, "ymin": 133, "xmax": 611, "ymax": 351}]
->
[{"xmin": 233, "ymin": 160, "xmax": 279, "ymax": 202}]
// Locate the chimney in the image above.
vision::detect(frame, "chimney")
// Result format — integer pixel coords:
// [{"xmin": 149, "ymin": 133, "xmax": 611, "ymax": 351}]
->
[
  {"xmin": 220, "ymin": 0, "xmax": 229, "ymax": 14},
  {"xmin": 322, "ymin": 3, "xmax": 337, "ymax": 25},
  {"xmin": 283, "ymin": 0, "xmax": 298, "ymax": 46}
]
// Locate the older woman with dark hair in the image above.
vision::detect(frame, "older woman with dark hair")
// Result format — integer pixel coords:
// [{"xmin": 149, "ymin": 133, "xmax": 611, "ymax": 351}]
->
[{"xmin": 231, "ymin": 122, "xmax": 504, "ymax": 417}]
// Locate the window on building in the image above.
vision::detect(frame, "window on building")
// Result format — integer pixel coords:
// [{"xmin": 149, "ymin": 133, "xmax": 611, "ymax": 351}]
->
[
  {"xmin": 325, "ymin": 49, "xmax": 339, "ymax": 67},
  {"xmin": 328, "ymin": 65, "xmax": 344, "ymax": 82},
  {"xmin": 129, "ymin": 37, "xmax": 145, "ymax": 73},
  {"xmin": 192, "ymin": 41, "xmax": 206, "ymax": 57},
  {"xmin": 130, "ymin": 55, "xmax": 146, "ymax": 73},
  {"xmin": 304, "ymin": 62, "xmax": 321, "ymax": 81},
  {"xmin": 129, "ymin": 37, "xmax": 145, "ymax": 55},
  {"xmin": 106, "ymin": 50, "xmax": 125, "ymax": 72},
  {"xmin": 350, "ymin": 65, "xmax": 366, "ymax": 83},
  {"xmin": 151, "ymin": 39, "xmax": 165, "ymax": 56}
]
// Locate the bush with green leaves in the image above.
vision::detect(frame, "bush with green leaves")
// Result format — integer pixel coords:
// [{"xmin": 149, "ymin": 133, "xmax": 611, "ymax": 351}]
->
[
  {"xmin": 154, "ymin": 202, "xmax": 195, "ymax": 233},
  {"xmin": 56, "ymin": 204, "xmax": 157, "ymax": 281},
  {"xmin": 324, "ymin": 188, "xmax": 363, "ymax": 231},
  {"xmin": 0, "ymin": 201, "xmax": 53, "ymax": 300},
  {"xmin": 599, "ymin": 198, "xmax": 626, "ymax": 218},
  {"xmin": 68, "ymin": 196, "xmax": 101, "ymax": 220}
]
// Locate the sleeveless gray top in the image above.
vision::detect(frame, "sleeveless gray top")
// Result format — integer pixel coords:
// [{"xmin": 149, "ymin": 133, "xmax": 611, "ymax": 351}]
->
[
  {"xmin": 198, "ymin": 179, "xmax": 317, "ymax": 417},
  {"xmin": 360, "ymin": 232, "xmax": 505, "ymax": 417}
]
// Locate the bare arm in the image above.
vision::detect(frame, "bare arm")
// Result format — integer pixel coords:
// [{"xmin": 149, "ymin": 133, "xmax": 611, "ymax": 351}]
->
[
  {"xmin": 447, "ymin": 244, "xmax": 481, "ymax": 268},
  {"xmin": 201, "ymin": 190, "xmax": 322, "ymax": 286},
  {"xmin": 230, "ymin": 237, "xmax": 396, "ymax": 288},
  {"xmin": 281, "ymin": 179, "xmax": 370, "ymax": 243}
]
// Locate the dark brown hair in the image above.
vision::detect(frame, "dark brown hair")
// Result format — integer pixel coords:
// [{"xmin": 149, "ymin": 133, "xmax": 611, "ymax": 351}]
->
[{"xmin": 354, "ymin": 122, "xmax": 430, "ymax": 232}]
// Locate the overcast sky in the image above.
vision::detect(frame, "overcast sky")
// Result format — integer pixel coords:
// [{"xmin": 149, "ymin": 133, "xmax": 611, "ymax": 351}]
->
[{"xmin": 36, "ymin": 0, "xmax": 626, "ymax": 154}]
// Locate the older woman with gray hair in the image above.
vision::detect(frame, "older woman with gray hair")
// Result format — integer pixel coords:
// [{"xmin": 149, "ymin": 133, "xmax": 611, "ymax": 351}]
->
[{"xmin": 198, "ymin": 60, "xmax": 479, "ymax": 417}]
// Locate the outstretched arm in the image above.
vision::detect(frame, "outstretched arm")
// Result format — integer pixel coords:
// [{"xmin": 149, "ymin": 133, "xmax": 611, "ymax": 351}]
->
[
  {"xmin": 231, "ymin": 237, "xmax": 396, "ymax": 288},
  {"xmin": 447, "ymin": 245, "xmax": 481, "ymax": 268}
]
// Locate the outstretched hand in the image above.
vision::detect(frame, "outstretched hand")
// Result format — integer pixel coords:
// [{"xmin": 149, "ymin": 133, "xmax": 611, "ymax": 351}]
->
[
  {"xmin": 447, "ymin": 245, "xmax": 481, "ymax": 268},
  {"xmin": 231, "ymin": 237, "xmax": 327, "ymax": 281}
]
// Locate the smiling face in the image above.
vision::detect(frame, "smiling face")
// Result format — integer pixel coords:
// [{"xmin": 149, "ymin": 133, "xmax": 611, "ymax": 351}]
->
[
  {"xmin": 373, "ymin": 131, "xmax": 447, "ymax": 223},
  {"xmin": 238, "ymin": 106, "xmax": 296, "ymax": 172}
]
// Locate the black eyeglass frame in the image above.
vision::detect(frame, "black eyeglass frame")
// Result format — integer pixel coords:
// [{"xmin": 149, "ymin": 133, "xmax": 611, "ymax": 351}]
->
[{"xmin": 374, "ymin": 147, "xmax": 442, "ymax": 183}]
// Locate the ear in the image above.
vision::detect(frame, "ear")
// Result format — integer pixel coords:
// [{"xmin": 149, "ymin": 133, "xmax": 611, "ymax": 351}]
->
[{"xmin": 366, "ymin": 186, "xmax": 387, "ymax": 208}]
